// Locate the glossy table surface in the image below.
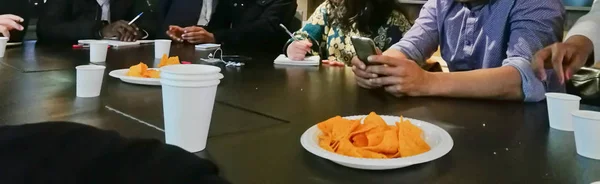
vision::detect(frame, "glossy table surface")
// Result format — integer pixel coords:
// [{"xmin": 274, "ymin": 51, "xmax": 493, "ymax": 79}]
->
[{"xmin": 2, "ymin": 41, "xmax": 599, "ymax": 184}]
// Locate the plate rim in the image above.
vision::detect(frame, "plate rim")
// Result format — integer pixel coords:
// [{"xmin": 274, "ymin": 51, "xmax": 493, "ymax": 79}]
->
[
  {"xmin": 300, "ymin": 115, "xmax": 453, "ymax": 168},
  {"xmin": 108, "ymin": 68, "xmax": 161, "ymax": 85}
]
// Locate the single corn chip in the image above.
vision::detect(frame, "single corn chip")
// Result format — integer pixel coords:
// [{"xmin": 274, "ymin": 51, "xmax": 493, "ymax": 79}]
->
[
  {"xmin": 396, "ymin": 120, "xmax": 431, "ymax": 157},
  {"xmin": 351, "ymin": 133, "xmax": 368, "ymax": 147},
  {"xmin": 143, "ymin": 69, "xmax": 160, "ymax": 78},
  {"xmin": 126, "ymin": 62, "xmax": 148, "ymax": 77},
  {"xmin": 363, "ymin": 129, "xmax": 399, "ymax": 154},
  {"xmin": 167, "ymin": 56, "xmax": 181, "ymax": 65},
  {"xmin": 158, "ymin": 54, "xmax": 169, "ymax": 67},
  {"xmin": 356, "ymin": 148, "xmax": 387, "ymax": 159}
]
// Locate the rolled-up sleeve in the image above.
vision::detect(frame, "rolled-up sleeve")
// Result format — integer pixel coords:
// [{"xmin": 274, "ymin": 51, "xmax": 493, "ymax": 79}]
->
[
  {"xmin": 505, "ymin": 0, "xmax": 565, "ymax": 102},
  {"xmin": 390, "ymin": 0, "xmax": 439, "ymax": 64},
  {"xmin": 566, "ymin": 0, "xmax": 600, "ymax": 62}
]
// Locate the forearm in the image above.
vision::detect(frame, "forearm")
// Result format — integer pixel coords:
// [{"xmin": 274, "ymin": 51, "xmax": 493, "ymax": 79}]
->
[{"xmin": 427, "ymin": 66, "xmax": 524, "ymax": 100}]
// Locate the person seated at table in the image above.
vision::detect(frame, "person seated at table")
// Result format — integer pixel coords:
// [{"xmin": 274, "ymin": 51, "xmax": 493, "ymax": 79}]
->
[
  {"xmin": 160, "ymin": 0, "xmax": 297, "ymax": 53},
  {"xmin": 36, "ymin": 0, "xmax": 157, "ymax": 43},
  {"xmin": 0, "ymin": 0, "xmax": 29, "ymax": 42},
  {"xmin": 352, "ymin": 0, "xmax": 564, "ymax": 102},
  {"xmin": 533, "ymin": 0, "xmax": 600, "ymax": 85},
  {"xmin": 284, "ymin": 0, "xmax": 412, "ymax": 65},
  {"xmin": 0, "ymin": 122, "xmax": 230, "ymax": 183}
]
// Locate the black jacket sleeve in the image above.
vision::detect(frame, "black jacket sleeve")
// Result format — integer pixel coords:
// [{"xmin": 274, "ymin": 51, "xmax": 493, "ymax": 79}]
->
[
  {"xmin": 36, "ymin": 0, "xmax": 103, "ymax": 43},
  {"xmin": 207, "ymin": 0, "xmax": 297, "ymax": 49},
  {"xmin": 0, "ymin": 122, "xmax": 231, "ymax": 183}
]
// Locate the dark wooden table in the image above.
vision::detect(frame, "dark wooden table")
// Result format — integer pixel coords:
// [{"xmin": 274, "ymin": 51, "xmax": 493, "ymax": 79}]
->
[{"xmin": 1, "ymin": 41, "xmax": 599, "ymax": 184}]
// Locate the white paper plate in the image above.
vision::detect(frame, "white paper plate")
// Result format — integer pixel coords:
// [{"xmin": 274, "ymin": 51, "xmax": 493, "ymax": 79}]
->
[
  {"xmin": 300, "ymin": 115, "xmax": 453, "ymax": 170},
  {"xmin": 109, "ymin": 68, "xmax": 161, "ymax": 86}
]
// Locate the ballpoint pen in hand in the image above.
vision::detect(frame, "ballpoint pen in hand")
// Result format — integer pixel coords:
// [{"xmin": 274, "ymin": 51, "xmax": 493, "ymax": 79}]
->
[
  {"xmin": 279, "ymin": 24, "xmax": 297, "ymax": 41},
  {"xmin": 279, "ymin": 24, "xmax": 313, "ymax": 55},
  {"xmin": 128, "ymin": 12, "xmax": 144, "ymax": 25}
]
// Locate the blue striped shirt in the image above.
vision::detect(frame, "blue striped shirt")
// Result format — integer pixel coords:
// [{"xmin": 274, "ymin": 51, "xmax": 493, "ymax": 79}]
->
[{"xmin": 391, "ymin": 0, "xmax": 565, "ymax": 102}]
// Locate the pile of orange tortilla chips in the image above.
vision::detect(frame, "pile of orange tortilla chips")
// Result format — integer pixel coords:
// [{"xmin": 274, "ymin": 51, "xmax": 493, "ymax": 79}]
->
[
  {"xmin": 126, "ymin": 63, "xmax": 160, "ymax": 78},
  {"xmin": 318, "ymin": 112, "xmax": 431, "ymax": 159},
  {"xmin": 125, "ymin": 54, "xmax": 180, "ymax": 78}
]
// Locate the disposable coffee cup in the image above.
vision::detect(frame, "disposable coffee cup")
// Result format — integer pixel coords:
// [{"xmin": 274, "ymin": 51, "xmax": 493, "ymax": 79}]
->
[
  {"xmin": 572, "ymin": 110, "xmax": 600, "ymax": 160},
  {"xmin": 160, "ymin": 64, "xmax": 223, "ymax": 152},
  {"xmin": 90, "ymin": 41, "xmax": 109, "ymax": 62},
  {"xmin": 0, "ymin": 37, "xmax": 8, "ymax": 58},
  {"xmin": 155, "ymin": 39, "xmax": 172, "ymax": 58},
  {"xmin": 76, "ymin": 65, "xmax": 106, "ymax": 98},
  {"xmin": 546, "ymin": 93, "xmax": 581, "ymax": 131}
]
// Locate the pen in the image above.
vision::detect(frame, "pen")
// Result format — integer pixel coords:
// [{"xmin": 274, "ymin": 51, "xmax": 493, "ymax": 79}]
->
[
  {"xmin": 279, "ymin": 24, "xmax": 296, "ymax": 41},
  {"xmin": 128, "ymin": 12, "xmax": 144, "ymax": 25}
]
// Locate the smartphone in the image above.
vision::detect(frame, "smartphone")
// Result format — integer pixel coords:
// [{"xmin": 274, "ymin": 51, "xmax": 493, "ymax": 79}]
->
[{"xmin": 351, "ymin": 36, "xmax": 378, "ymax": 65}]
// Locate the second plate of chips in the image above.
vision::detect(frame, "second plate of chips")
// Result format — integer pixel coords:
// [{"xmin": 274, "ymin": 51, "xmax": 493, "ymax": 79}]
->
[
  {"xmin": 300, "ymin": 115, "xmax": 453, "ymax": 170},
  {"xmin": 109, "ymin": 69, "xmax": 161, "ymax": 86}
]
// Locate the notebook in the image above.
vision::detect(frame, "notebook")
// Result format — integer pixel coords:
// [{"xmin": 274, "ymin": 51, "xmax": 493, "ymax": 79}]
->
[
  {"xmin": 274, "ymin": 54, "xmax": 320, "ymax": 66},
  {"xmin": 78, "ymin": 40, "xmax": 153, "ymax": 48}
]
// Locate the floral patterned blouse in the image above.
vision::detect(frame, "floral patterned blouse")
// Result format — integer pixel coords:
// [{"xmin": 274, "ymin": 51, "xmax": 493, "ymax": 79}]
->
[{"xmin": 285, "ymin": 1, "xmax": 413, "ymax": 64}]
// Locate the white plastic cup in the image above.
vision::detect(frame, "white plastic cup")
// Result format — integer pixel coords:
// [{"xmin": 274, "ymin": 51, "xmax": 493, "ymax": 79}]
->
[
  {"xmin": 90, "ymin": 41, "xmax": 109, "ymax": 62},
  {"xmin": 546, "ymin": 93, "xmax": 581, "ymax": 131},
  {"xmin": 572, "ymin": 110, "xmax": 600, "ymax": 160},
  {"xmin": 160, "ymin": 64, "xmax": 223, "ymax": 152},
  {"xmin": 76, "ymin": 65, "xmax": 106, "ymax": 98},
  {"xmin": 155, "ymin": 39, "xmax": 172, "ymax": 58},
  {"xmin": 0, "ymin": 37, "xmax": 8, "ymax": 57}
]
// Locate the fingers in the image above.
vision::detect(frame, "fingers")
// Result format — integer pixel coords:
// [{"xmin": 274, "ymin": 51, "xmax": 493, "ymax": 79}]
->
[
  {"xmin": 300, "ymin": 40, "xmax": 313, "ymax": 48},
  {"xmin": 533, "ymin": 46, "xmax": 552, "ymax": 81},
  {"xmin": 351, "ymin": 56, "xmax": 366, "ymax": 70},
  {"xmin": 0, "ymin": 19, "xmax": 23, "ymax": 31},
  {"xmin": 551, "ymin": 44, "xmax": 567, "ymax": 84},
  {"xmin": 0, "ymin": 26, "xmax": 9, "ymax": 38},
  {"xmin": 367, "ymin": 55, "xmax": 406, "ymax": 66},
  {"xmin": 352, "ymin": 66, "xmax": 378, "ymax": 79},
  {"xmin": 288, "ymin": 53, "xmax": 305, "ymax": 61},
  {"xmin": 355, "ymin": 75, "xmax": 380, "ymax": 89},
  {"xmin": 0, "ymin": 14, "xmax": 24, "ymax": 22},
  {"xmin": 121, "ymin": 24, "xmax": 138, "ymax": 37},
  {"xmin": 116, "ymin": 27, "xmax": 127, "ymax": 41},
  {"xmin": 384, "ymin": 85, "xmax": 406, "ymax": 97},
  {"xmin": 291, "ymin": 41, "xmax": 311, "ymax": 53},
  {"xmin": 183, "ymin": 26, "xmax": 204, "ymax": 33},
  {"xmin": 169, "ymin": 25, "xmax": 183, "ymax": 31},
  {"xmin": 370, "ymin": 76, "xmax": 403, "ymax": 86},
  {"xmin": 166, "ymin": 31, "xmax": 183, "ymax": 42},
  {"xmin": 365, "ymin": 65, "xmax": 405, "ymax": 76}
]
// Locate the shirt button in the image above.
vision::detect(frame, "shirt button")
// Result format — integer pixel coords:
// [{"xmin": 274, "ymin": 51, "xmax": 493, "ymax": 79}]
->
[
  {"xmin": 241, "ymin": 3, "xmax": 244, "ymax": 6},
  {"xmin": 465, "ymin": 40, "xmax": 471, "ymax": 45},
  {"xmin": 233, "ymin": 3, "xmax": 237, "ymax": 6}
]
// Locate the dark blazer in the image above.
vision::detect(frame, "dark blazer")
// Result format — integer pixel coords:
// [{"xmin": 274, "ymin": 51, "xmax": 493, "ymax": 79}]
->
[
  {"xmin": 159, "ymin": 0, "xmax": 298, "ymax": 54},
  {"xmin": 0, "ymin": 0, "xmax": 30, "ymax": 42},
  {"xmin": 37, "ymin": 0, "xmax": 157, "ymax": 43}
]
